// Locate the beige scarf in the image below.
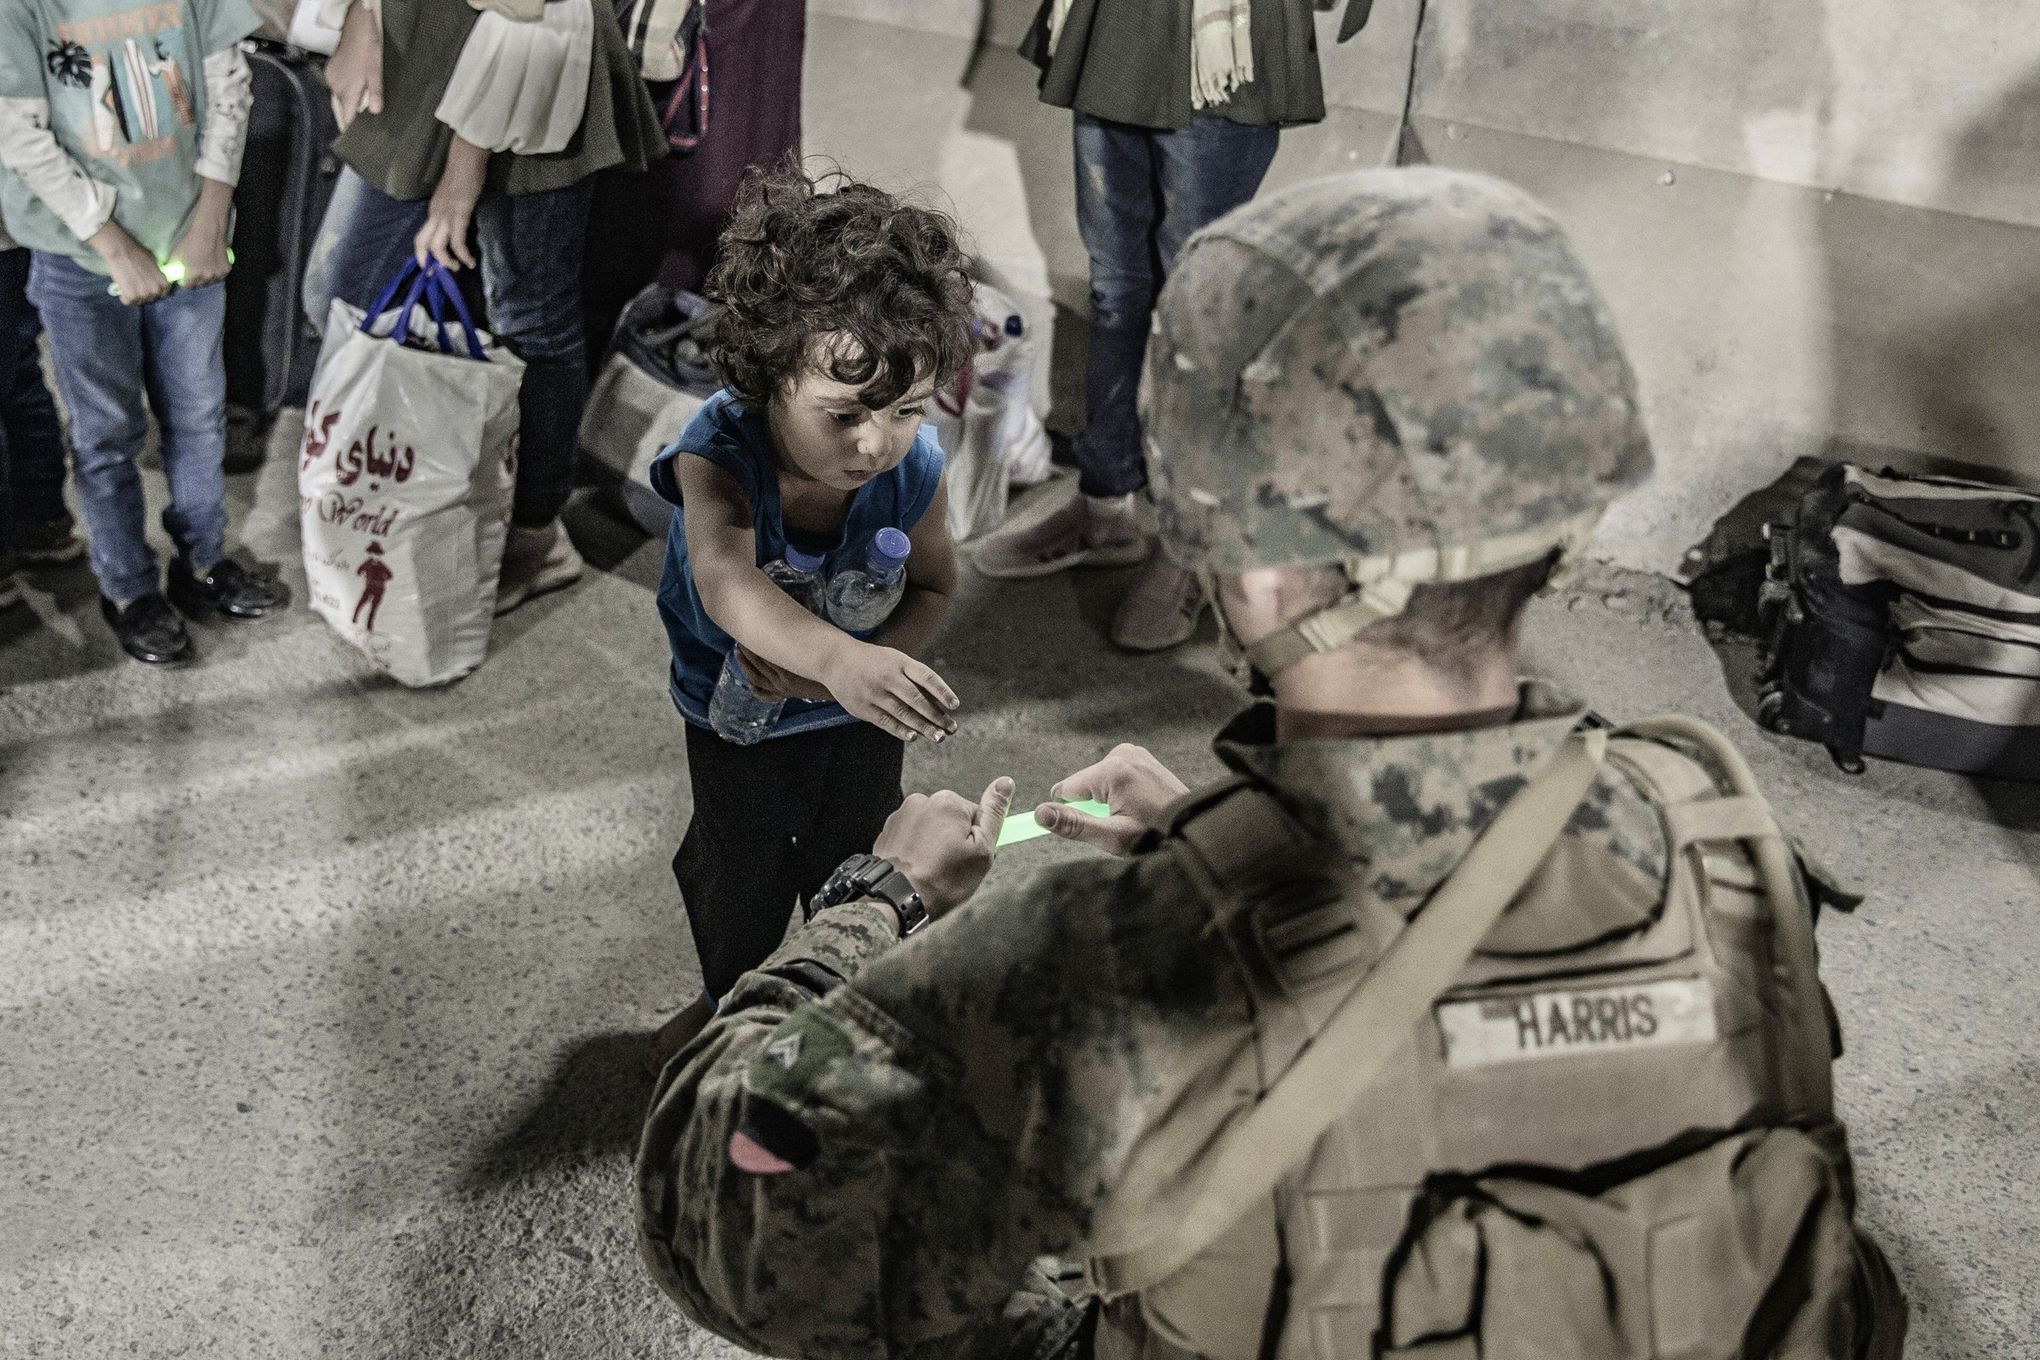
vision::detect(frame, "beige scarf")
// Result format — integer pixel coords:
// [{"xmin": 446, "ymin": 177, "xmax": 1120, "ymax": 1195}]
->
[{"xmin": 1047, "ymin": 0, "xmax": 1254, "ymax": 110}]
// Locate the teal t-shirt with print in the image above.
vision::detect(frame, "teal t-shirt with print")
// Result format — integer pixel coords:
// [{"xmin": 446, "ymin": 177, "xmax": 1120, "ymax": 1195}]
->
[{"xmin": 0, "ymin": 0, "xmax": 258, "ymax": 273}]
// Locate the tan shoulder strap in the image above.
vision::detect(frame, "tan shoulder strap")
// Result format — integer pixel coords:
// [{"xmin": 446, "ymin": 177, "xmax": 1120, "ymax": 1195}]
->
[{"xmin": 1086, "ymin": 729, "xmax": 1609, "ymax": 1299}]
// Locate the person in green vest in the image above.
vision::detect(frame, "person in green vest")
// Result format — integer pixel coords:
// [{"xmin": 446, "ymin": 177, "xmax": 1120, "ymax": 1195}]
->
[
  {"xmin": 973, "ymin": 0, "xmax": 1370, "ymax": 655},
  {"xmin": 305, "ymin": 0, "xmax": 664, "ymax": 613}
]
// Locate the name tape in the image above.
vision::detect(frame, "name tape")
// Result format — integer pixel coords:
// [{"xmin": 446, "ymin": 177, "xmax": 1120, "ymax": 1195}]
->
[{"xmin": 1436, "ymin": 976, "xmax": 1718, "ymax": 1069}]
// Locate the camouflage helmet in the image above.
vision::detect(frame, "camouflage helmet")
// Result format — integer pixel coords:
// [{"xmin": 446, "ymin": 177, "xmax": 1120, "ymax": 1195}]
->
[{"xmin": 1140, "ymin": 168, "xmax": 1652, "ymax": 676}]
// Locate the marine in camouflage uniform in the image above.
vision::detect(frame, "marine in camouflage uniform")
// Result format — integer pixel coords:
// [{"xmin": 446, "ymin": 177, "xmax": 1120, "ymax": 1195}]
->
[{"xmin": 635, "ymin": 169, "xmax": 1905, "ymax": 1360}]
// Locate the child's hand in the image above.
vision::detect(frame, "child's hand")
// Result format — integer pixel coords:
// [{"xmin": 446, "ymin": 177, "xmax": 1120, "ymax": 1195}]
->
[
  {"xmin": 733, "ymin": 645, "xmax": 833, "ymax": 704},
  {"xmin": 172, "ymin": 212, "xmax": 232, "ymax": 289},
  {"xmin": 87, "ymin": 222, "xmax": 168, "ymax": 306},
  {"xmin": 824, "ymin": 641, "xmax": 960, "ymax": 743}
]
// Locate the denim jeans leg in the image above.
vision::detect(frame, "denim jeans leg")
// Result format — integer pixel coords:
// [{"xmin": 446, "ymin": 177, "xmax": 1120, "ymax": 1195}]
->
[
  {"xmin": 139, "ymin": 280, "xmax": 231, "ymax": 572},
  {"xmin": 0, "ymin": 248, "xmax": 70, "ymax": 532},
  {"xmin": 303, "ymin": 167, "xmax": 431, "ymax": 337},
  {"xmin": 1071, "ymin": 114, "xmax": 1161, "ymax": 499},
  {"xmin": 26, "ymin": 252, "xmax": 157, "ymax": 602},
  {"xmin": 477, "ymin": 178, "xmax": 594, "ymax": 528},
  {"xmin": 1151, "ymin": 116, "xmax": 1281, "ymax": 272}
]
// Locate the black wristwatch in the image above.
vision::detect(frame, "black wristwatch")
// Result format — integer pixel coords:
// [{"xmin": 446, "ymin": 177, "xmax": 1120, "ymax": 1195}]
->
[{"xmin": 813, "ymin": 854, "xmax": 929, "ymax": 937}]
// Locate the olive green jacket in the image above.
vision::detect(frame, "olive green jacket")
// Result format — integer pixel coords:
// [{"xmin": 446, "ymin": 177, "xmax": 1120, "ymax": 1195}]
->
[{"xmin": 335, "ymin": 0, "xmax": 664, "ymax": 201}]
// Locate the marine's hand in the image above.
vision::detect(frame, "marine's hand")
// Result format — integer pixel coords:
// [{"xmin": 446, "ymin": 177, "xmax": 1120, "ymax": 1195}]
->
[
  {"xmin": 88, "ymin": 222, "xmax": 168, "ymax": 306},
  {"xmin": 823, "ymin": 640, "xmax": 960, "ymax": 744},
  {"xmin": 874, "ymin": 777, "xmax": 1013, "ymax": 918},
  {"xmin": 733, "ymin": 645, "xmax": 832, "ymax": 704},
  {"xmin": 327, "ymin": 0, "xmax": 384, "ymax": 131},
  {"xmin": 1037, "ymin": 744, "xmax": 1189, "ymax": 856}
]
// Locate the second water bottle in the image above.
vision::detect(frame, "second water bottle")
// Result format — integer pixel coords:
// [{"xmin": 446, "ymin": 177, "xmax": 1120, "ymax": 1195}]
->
[{"xmin": 707, "ymin": 545, "xmax": 827, "ymax": 745}]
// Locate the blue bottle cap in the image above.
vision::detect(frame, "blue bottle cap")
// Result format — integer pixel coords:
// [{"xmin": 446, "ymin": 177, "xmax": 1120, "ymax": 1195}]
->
[
  {"xmin": 872, "ymin": 526, "xmax": 912, "ymax": 567},
  {"xmin": 784, "ymin": 545, "xmax": 827, "ymax": 573}
]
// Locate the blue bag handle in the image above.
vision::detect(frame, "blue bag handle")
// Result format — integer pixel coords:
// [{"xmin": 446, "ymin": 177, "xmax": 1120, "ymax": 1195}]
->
[{"xmin": 360, "ymin": 259, "xmax": 487, "ymax": 361}]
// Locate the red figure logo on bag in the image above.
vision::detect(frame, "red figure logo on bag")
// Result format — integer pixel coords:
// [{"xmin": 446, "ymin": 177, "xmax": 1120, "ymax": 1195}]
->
[
  {"xmin": 301, "ymin": 400, "xmax": 416, "ymax": 492},
  {"xmin": 354, "ymin": 541, "xmax": 394, "ymax": 632}
]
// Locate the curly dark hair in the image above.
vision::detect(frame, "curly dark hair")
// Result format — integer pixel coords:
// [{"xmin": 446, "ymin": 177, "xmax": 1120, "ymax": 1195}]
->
[{"xmin": 706, "ymin": 165, "xmax": 978, "ymax": 411}]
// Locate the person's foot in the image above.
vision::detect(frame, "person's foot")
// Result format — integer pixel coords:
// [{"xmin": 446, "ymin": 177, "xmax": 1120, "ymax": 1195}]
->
[
  {"xmin": 1110, "ymin": 553, "xmax": 1208, "ymax": 652},
  {"xmin": 12, "ymin": 517, "xmax": 85, "ymax": 567},
  {"xmin": 495, "ymin": 520, "xmax": 584, "ymax": 615},
  {"xmin": 972, "ymin": 491, "xmax": 1148, "ymax": 579},
  {"xmin": 101, "ymin": 592, "xmax": 194, "ymax": 664},
  {"xmin": 644, "ymin": 993, "xmax": 716, "ymax": 1077},
  {"xmin": 168, "ymin": 557, "xmax": 292, "ymax": 620}
]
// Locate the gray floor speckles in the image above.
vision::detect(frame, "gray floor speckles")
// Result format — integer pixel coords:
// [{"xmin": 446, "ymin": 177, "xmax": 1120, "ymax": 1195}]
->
[{"xmin": 2, "ymin": 422, "xmax": 2035, "ymax": 1357}]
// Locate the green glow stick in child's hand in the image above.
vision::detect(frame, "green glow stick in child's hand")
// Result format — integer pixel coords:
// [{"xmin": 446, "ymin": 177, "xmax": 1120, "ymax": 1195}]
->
[
  {"xmin": 997, "ymin": 799, "xmax": 1113, "ymax": 848},
  {"xmin": 106, "ymin": 249, "xmax": 234, "ymax": 297}
]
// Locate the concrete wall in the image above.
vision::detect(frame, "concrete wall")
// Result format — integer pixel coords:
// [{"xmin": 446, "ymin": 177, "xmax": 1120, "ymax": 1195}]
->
[{"xmin": 802, "ymin": 0, "xmax": 2040, "ymax": 571}]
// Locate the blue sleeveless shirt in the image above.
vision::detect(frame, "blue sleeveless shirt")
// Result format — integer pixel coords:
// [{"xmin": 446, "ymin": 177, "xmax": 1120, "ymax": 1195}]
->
[{"xmin": 651, "ymin": 391, "xmax": 945, "ymax": 739}]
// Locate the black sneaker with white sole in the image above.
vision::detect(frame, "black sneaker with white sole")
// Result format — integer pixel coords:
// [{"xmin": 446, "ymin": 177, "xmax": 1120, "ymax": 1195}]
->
[{"xmin": 167, "ymin": 557, "xmax": 291, "ymax": 621}]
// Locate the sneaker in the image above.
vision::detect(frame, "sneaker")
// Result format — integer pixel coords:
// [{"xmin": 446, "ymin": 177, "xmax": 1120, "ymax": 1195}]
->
[
  {"xmin": 100, "ymin": 592, "xmax": 194, "ymax": 664},
  {"xmin": 0, "ymin": 573, "xmax": 20, "ymax": 609},
  {"xmin": 494, "ymin": 520, "xmax": 585, "ymax": 615},
  {"xmin": 167, "ymin": 556, "xmax": 292, "ymax": 621},
  {"xmin": 644, "ymin": 993, "xmax": 716, "ymax": 1078},
  {"xmin": 12, "ymin": 517, "xmax": 85, "ymax": 567},
  {"xmin": 1110, "ymin": 553, "xmax": 1208, "ymax": 652},
  {"xmin": 972, "ymin": 491, "xmax": 1149, "ymax": 580}
]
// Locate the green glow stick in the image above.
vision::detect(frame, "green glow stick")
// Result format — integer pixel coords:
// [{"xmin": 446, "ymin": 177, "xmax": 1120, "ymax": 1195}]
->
[
  {"xmin": 997, "ymin": 799, "xmax": 1112, "ymax": 848},
  {"xmin": 106, "ymin": 249, "xmax": 235, "ymax": 296}
]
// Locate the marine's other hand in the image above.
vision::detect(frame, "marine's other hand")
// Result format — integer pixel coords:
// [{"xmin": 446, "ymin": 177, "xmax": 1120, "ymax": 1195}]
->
[
  {"xmin": 1037, "ymin": 743, "xmax": 1189, "ymax": 857},
  {"xmin": 873, "ymin": 777, "xmax": 1013, "ymax": 919}
]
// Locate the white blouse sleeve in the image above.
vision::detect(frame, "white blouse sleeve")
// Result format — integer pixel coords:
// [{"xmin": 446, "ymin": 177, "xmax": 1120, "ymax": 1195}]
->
[{"xmin": 435, "ymin": 0, "xmax": 594, "ymax": 156}]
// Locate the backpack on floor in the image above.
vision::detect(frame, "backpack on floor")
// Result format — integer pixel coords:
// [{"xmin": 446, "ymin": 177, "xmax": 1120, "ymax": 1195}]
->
[
  {"xmin": 578, "ymin": 282, "xmax": 721, "ymax": 535},
  {"xmin": 1758, "ymin": 463, "xmax": 2040, "ymax": 779}
]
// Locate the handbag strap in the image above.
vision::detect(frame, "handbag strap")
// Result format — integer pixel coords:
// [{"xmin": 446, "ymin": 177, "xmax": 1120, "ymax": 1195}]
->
[
  {"xmin": 662, "ymin": 23, "xmax": 710, "ymax": 151},
  {"xmin": 1086, "ymin": 727, "xmax": 1609, "ymax": 1298}
]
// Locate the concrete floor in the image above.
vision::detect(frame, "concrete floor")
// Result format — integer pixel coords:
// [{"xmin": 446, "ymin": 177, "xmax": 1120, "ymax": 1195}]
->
[{"xmin": 1, "ymin": 412, "xmax": 2035, "ymax": 1358}]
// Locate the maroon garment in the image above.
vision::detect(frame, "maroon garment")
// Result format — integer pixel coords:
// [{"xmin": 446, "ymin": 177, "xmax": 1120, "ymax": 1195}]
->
[{"xmin": 582, "ymin": 0, "xmax": 807, "ymax": 354}]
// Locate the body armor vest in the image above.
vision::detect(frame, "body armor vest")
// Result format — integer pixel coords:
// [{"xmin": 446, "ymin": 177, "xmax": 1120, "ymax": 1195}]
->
[{"xmin": 1088, "ymin": 719, "xmax": 1902, "ymax": 1360}]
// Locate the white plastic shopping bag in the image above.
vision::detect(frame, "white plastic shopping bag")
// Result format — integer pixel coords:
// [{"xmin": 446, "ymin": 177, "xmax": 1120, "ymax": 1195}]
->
[
  {"xmin": 928, "ymin": 281, "xmax": 1053, "ymax": 541},
  {"xmin": 299, "ymin": 260, "xmax": 525, "ymax": 686}
]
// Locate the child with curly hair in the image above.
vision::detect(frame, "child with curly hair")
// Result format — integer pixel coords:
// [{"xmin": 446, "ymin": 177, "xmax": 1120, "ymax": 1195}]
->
[{"xmin": 644, "ymin": 167, "xmax": 974, "ymax": 1067}]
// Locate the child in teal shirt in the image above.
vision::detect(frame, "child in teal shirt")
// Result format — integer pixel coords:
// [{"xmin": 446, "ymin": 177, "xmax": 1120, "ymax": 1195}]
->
[{"xmin": 0, "ymin": 0, "xmax": 287, "ymax": 664}]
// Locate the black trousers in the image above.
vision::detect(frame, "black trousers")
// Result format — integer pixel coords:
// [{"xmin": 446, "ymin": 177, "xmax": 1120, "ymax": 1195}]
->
[{"xmin": 674, "ymin": 719, "xmax": 905, "ymax": 999}]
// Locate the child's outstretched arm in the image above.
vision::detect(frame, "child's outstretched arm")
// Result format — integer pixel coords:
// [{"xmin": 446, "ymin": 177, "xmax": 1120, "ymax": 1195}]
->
[{"xmin": 679, "ymin": 457, "xmax": 959, "ymax": 744}]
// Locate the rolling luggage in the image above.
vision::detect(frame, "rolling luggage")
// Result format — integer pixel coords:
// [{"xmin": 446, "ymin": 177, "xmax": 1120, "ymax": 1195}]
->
[{"xmin": 225, "ymin": 39, "xmax": 340, "ymax": 421}]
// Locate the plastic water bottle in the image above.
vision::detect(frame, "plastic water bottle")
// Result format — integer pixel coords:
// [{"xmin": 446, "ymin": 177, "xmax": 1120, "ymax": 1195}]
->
[
  {"xmin": 826, "ymin": 527, "xmax": 912, "ymax": 633},
  {"xmin": 708, "ymin": 545, "xmax": 826, "ymax": 745}
]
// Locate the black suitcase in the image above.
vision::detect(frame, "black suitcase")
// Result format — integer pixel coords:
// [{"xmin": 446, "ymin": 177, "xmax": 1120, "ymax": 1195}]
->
[{"xmin": 225, "ymin": 40, "xmax": 340, "ymax": 419}]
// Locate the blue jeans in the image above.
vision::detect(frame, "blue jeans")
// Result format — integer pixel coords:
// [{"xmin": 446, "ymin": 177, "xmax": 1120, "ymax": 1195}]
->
[
  {"xmin": 1072, "ymin": 113, "xmax": 1280, "ymax": 498},
  {"xmin": 0, "ymin": 248, "xmax": 70, "ymax": 561},
  {"xmin": 27, "ymin": 251, "xmax": 229, "ymax": 603},
  {"xmin": 303, "ymin": 168, "xmax": 593, "ymax": 528}
]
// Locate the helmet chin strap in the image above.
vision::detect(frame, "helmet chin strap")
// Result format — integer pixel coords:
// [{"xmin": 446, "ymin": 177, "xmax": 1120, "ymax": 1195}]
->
[{"xmin": 1213, "ymin": 508, "xmax": 1606, "ymax": 683}]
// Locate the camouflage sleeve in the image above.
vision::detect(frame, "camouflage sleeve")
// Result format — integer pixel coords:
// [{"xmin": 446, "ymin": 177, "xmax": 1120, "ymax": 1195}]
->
[{"xmin": 636, "ymin": 845, "xmax": 1270, "ymax": 1358}]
